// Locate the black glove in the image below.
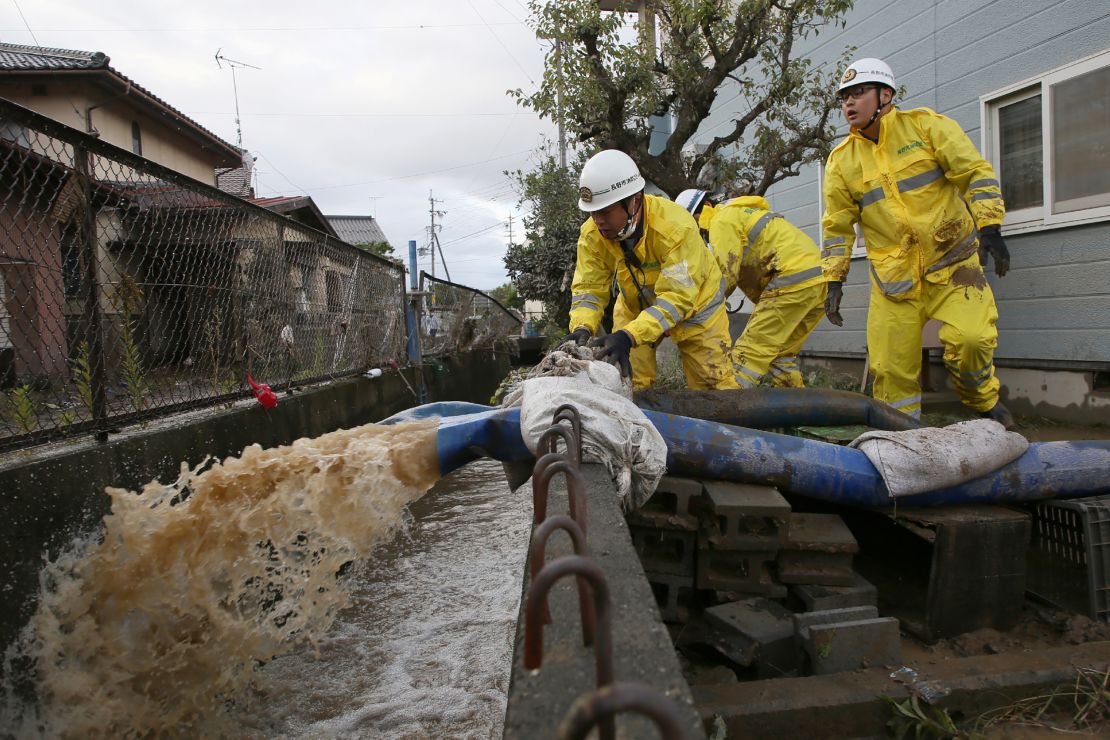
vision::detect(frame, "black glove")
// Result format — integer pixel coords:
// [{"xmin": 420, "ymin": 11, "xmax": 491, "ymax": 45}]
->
[
  {"xmin": 978, "ymin": 226, "xmax": 1010, "ymax": 278},
  {"xmin": 591, "ymin": 330, "xmax": 633, "ymax": 379},
  {"xmin": 560, "ymin": 327, "xmax": 592, "ymax": 346},
  {"xmin": 825, "ymin": 281, "xmax": 844, "ymax": 327}
]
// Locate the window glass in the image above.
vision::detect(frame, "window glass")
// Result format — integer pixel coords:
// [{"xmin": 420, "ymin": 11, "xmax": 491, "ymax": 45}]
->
[
  {"xmin": 998, "ymin": 95, "xmax": 1042, "ymax": 211},
  {"xmin": 131, "ymin": 121, "xmax": 142, "ymax": 156},
  {"xmin": 1052, "ymin": 65, "xmax": 1110, "ymax": 213}
]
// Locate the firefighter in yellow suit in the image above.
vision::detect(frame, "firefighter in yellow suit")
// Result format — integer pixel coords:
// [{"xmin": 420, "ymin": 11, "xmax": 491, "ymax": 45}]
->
[
  {"xmin": 821, "ymin": 58, "xmax": 1013, "ymax": 426},
  {"xmin": 562, "ymin": 150, "xmax": 737, "ymax": 391},
  {"xmin": 678, "ymin": 190, "xmax": 826, "ymax": 388}
]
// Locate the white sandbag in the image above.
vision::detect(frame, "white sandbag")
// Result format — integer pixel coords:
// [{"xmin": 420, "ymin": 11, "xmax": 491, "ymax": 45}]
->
[
  {"xmin": 518, "ymin": 374, "xmax": 666, "ymax": 512},
  {"xmin": 849, "ymin": 419, "xmax": 1029, "ymax": 498}
]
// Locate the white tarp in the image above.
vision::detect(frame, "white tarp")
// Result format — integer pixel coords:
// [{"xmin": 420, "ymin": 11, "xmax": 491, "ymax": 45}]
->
[
  {"xmin": 503, "ymin": 348, "xmax": 666, "ymax": 511},
  {"xmin": 849, "ymin": 418, "xmax": 1029, "ymax": 498}
]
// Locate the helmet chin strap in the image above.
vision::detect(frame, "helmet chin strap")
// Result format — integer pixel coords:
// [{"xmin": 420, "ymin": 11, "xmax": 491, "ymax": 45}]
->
[
  {"xmin": 615, "ymin": 195, "xmax": 642, "ymax": 241},
  {"xmin": 864, "ymin": 88, "xmax": 890, "ymax": 130}
]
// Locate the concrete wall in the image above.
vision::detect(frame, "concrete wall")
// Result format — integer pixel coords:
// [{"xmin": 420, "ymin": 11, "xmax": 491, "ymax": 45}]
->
[
  {"xmin": 693, "ymin": 0, "xmax": 1110, "ymax": 419},
  {"xmin": 0, "ymin": 350, "xmax": 511, "ymax": 655}
]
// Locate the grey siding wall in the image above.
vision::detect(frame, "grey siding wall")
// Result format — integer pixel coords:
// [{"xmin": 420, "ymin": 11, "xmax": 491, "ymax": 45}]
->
[{"xmin": 699, "ymin": 0, "xmax": 1110, "ymax": 365}]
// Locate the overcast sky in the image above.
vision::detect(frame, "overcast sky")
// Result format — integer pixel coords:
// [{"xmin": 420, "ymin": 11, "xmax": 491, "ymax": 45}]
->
[{"xmin": 2, "ymin": 0, "xmax": 559, "ymax": 289}]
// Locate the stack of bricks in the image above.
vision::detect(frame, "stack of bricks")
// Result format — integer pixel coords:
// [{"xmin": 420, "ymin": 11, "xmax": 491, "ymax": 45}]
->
[
  {"xmin": 627, "ymin": 476, "xmax": 704, "ymax": 623},
  {"xmin": 777, "ymin": 512, "xmax": 859, "ymax": 587},
  {"xmin": 696, "ymin": 482, "xmax": 791, "ymax": 602}
]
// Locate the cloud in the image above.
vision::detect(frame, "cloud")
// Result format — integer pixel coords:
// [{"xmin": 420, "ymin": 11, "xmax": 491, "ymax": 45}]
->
[{"xmin": 4, "ymin": 0, "xmax": 555, "ymax": 289}]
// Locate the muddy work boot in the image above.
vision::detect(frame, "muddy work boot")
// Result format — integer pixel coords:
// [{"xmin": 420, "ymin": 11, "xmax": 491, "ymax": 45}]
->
[{"xmin": 980, "ymin": 401, "xmax": 1015, "ymax": 430}]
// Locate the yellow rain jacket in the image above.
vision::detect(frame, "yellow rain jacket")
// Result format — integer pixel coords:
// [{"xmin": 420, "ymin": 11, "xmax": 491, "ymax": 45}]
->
[
  {"xmin": 569, "ymin": 194, "xmax": 726, "ymax": 348},
  {"xmin": 821, "ymin": 106, "xmax": 1005, "ymax": 297},
  {"xmin": 708, "ymin": 196, "xmax": 825, "ymax": 303}
]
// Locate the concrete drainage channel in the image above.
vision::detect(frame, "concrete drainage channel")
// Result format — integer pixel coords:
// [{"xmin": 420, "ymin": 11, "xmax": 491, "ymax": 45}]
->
[{"xmin": 501, "ymin": 405, "xmax": 1110, "ymax": 739}]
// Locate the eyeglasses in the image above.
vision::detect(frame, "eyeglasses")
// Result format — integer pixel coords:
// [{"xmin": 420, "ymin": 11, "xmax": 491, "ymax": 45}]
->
[{"xmin": 838, "ymin": 85, "xmax": 877, "ymax": 103}]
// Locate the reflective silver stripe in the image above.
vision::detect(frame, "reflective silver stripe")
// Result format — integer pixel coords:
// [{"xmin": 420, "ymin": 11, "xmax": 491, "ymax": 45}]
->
[
  {"xmin": 889, "ymin": 394, "xmax": 922, "ymax": 410},
  {"xmin": 682, "ymin": 278, "xmax": 726, "ymax": 327},
  {"xmin": 945, "ymin": 361, "xmax": 992, "ymax": 384},
  {"xmin": 645, "ymin": 306, "xmax": 675, "ymax": 330},
  {"xmin": 858, "ymin": 186, "xmax": 885, "ymax": 207},
  {"xmin": 925, "ymin": 232, "xmax": 979, "ymax": 275},
  {"xmin": 822, "ymin": 246, "xmax": 848, "ymax": 258},
  {"xmin": 869, "ymin": 262, "xmax": 914, "ymax": 295},
  {"xmin": 654, "ymin": 298, "xmax": 682, "ymax": 325},
  {"xmin": 775, "ymin": 356, "xmax": 797, "ymax": 367},
  {"xmin": 747, "ymin": 212, "xmax": 782, "ymax": 245},
  {"xmin": 572, "ymin": 292, "xmax": 602, "ymax": 305},
  {"xmin": 969, "ymin": 178, "xmax": 1000, "ymax": 190},
  {"xmin": 571, "ymin": 295, "xmax": 602, "ymax": 310},
  {"xmin": 766, "ymin": 265, "xmax": 823, "ymax": 292},
  {"xmin": 897, "ymin": 167, "xmax": 945, "ymax": 193},
  {"xmin": 823, "ymin": 237, "xmax": 846, "ymax": 248},
  {"xmin": 735, "ymin": 366, "xmax": 762, "ymax": 387},
  {"xmin": 735, "ymin": 374, "xmax": 758, "ymax": 389},
  {"xmin": 970, "ymin": 192, "xmax": 1003, "ymax": 202}
]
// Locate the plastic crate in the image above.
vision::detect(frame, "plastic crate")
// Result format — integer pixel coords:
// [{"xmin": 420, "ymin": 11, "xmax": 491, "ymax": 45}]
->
[{"xmin": 1026, "ymin": 495, "xmax": 1110, "ymax": 622}]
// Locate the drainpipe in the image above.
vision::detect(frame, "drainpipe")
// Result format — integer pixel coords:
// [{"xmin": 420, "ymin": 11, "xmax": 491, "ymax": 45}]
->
[{"xmin": 84, "ymin": 79, "xmax": 132, "ymax": 137}]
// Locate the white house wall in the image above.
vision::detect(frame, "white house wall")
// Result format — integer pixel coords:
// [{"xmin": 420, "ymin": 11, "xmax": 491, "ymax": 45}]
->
[{"xmin": 698, "ymin": 0, "xmax": 1110, "ymax": 368}]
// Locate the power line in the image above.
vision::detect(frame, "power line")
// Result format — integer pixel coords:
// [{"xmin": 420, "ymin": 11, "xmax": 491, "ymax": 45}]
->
[
  {"xmin": 465, "ymin": 0, "xmax": 536, "ymax": 87},
  {"xmin": 0, "ymin": 21, "xmax": 525, "ymax": 32},
  {"xmin": 186, "ymin": 110, "xmax": 536, "ymax": 118},
  {"xmin": 301, "ymin": 147, "xmax": 533, "ymax": 192}
]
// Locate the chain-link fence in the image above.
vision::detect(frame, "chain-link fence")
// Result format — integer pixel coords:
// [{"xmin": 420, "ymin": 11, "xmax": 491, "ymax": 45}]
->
[
  {"xmin": 0, "ymin": 98, "xmax": 407, "ymax": 452},
  {"xmin": 419, "ymin": 272, "xmax": 522, "ymax": 357}
]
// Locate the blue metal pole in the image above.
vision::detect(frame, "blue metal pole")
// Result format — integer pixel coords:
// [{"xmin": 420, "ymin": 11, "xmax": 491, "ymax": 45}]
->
[{"xmin": 408, "ymin": 239, "xmax": 418, "ymax": 290}]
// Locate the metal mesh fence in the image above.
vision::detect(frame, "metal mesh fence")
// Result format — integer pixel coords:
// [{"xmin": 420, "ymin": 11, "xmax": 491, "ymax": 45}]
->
[
  {"xmin": 0, "ymin": 98, "xmax": 407, "ymax": 451},
  {"xmin": 419, "ymin": 272, "xmax": 522, "ymax": 357}
]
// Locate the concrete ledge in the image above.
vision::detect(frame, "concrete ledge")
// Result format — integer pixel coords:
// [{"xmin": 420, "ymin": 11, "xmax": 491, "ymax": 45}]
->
[
  {"xmin": 503, "ymin": 464, "xmax": 705, "ymax": 739},
  {"xmin": 693, "ymin": 641, "xmax": 1110, "ymax": 739}
]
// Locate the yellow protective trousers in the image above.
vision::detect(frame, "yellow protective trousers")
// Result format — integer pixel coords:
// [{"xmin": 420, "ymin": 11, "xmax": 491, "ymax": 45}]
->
[
  {"xmin": 732, "ymin": 281, "xmax": 827, "ymax": 389},
  {"xmin": 867, "ymin": 255, "xmax": 1001, "ymax": 418},
  {"xmin": 614, "ymin": 295, "xmax": 738, "ymax": 391}
]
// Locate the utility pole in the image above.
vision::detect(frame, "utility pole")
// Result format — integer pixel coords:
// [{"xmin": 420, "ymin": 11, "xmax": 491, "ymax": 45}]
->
[
  {"xmin": 427, "ymin": 190, "xmax": 450, "ymax": 281},
  {"xmin": 214, "ymin": 49, "xmax": 260, "ymax": 148},
  {"xmin": 555, "ymin": 39, "xmax": 567, "ymax": 169},
  {"xmin": 506, "ymin": 214, "xmax": 514, "ymax": 246},
  {"xmin": 368, "ymin": 196, "xmax": 383, "ymax": 219}
]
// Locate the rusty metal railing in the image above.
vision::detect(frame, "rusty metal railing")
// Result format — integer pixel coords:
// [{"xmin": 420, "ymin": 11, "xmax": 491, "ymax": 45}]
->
[{"xmin": 519, "ymin": 404, "xmax": 692, "ymax": 740}]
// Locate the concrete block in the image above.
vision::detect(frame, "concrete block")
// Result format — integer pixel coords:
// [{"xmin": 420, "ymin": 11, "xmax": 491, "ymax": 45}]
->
[
  {"xmin": 804, "ymin": 618, "xmax": 902, "ymax": 674},
  {"xmin": 776, "ymin": 556, "xmax": 856, "ymax": 586},
  {"xmin": 793, "ymin": 605, "xmax": 879, "ymax": 635},
  {"xmin": 702, "ymin": 481, "xmax": 790, "ymax": 550},
  {"xmin": 626, "ymin": 507, "xmax": 698, "ymax": 533},
  {"xmin": 704, "ymin": 598, "xmax": 800, "ymax": 678},
  {"xmin": 646, "ymin": 571, "xmax": 699, "ymax": 624},
  {"xmin": 638, "ymin": 475, "xmax": 704, "ymax": 528},
  {"xmin": 630, "ymin": 525, "xmax": 697, "ymax": 576},
  {"xmin": 696, "ymin": 547, "xmax": 782, "ymax": 596},
  {"xmin": 792, "ymin": 573, "xmax": 878, "ymax": 611},
  {"xmin": 783, "ymin": 512, "xmax": 858, "ymax": 554}
]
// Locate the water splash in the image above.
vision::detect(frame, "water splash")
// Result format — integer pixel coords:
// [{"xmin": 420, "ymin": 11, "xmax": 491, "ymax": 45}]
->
[{"xmin": 2, "ymin": 420, "xmax": 440, "ymax": 736}]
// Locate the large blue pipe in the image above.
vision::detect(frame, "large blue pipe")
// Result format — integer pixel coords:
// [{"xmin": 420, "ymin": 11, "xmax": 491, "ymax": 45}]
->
[{"xmin": 379, "ymin": 403, "xmax": 1110, "ymax": 507}]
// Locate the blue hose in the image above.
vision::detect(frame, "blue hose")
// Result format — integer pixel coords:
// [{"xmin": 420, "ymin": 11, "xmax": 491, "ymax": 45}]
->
[{"xmin": 383, "ymin": 402, "xmax": 1110, "ymax": 506}]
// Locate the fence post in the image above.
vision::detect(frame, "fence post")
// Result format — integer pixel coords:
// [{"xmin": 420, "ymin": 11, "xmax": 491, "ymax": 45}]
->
[{"xmin": 74, "ymin": 144, "xmax": 109, "ymax": 441}]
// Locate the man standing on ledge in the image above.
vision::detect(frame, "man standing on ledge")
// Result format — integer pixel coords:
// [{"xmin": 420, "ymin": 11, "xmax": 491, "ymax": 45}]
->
[
  {"xmin": 822, "ymin": 58, "xmax": 1014, "ymax": 427},
  {"xmin": 562, "ymin": 149, "xmax": 737, "ymax": 391}
]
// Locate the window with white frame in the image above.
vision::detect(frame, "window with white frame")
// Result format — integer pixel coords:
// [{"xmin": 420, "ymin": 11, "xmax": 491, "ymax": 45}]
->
[
  {"xmin": 815, "ymin": 161, "xmax": 867, "ymax": 259},
  {"xmin": 982, "ymin": 48, "xmax": 1110, "ymax": 233}
]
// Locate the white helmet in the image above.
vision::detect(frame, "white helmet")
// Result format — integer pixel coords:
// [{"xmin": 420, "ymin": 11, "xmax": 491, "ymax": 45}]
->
[
  {"xmin": 577, "ymin": 150, "xmax": 645, "ymax": 212},
  {"xmin": 675, "ymin": 188, "xmax": 708, "ymax": 215},
  {"xmin": 837, "ymin": 57, "xmax": 896, "ymax": 93}
]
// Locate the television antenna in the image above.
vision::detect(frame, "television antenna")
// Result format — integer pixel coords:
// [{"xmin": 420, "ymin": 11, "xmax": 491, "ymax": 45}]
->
[{"xmin": 214, "ymin": 49, "xmax": 261, "ymax": 148}]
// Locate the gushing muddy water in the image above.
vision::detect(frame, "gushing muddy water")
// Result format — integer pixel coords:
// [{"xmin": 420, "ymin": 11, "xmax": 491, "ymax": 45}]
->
[{"xmin": 2, "ymin": 422, "xmax": 528, "ymax": 737}]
